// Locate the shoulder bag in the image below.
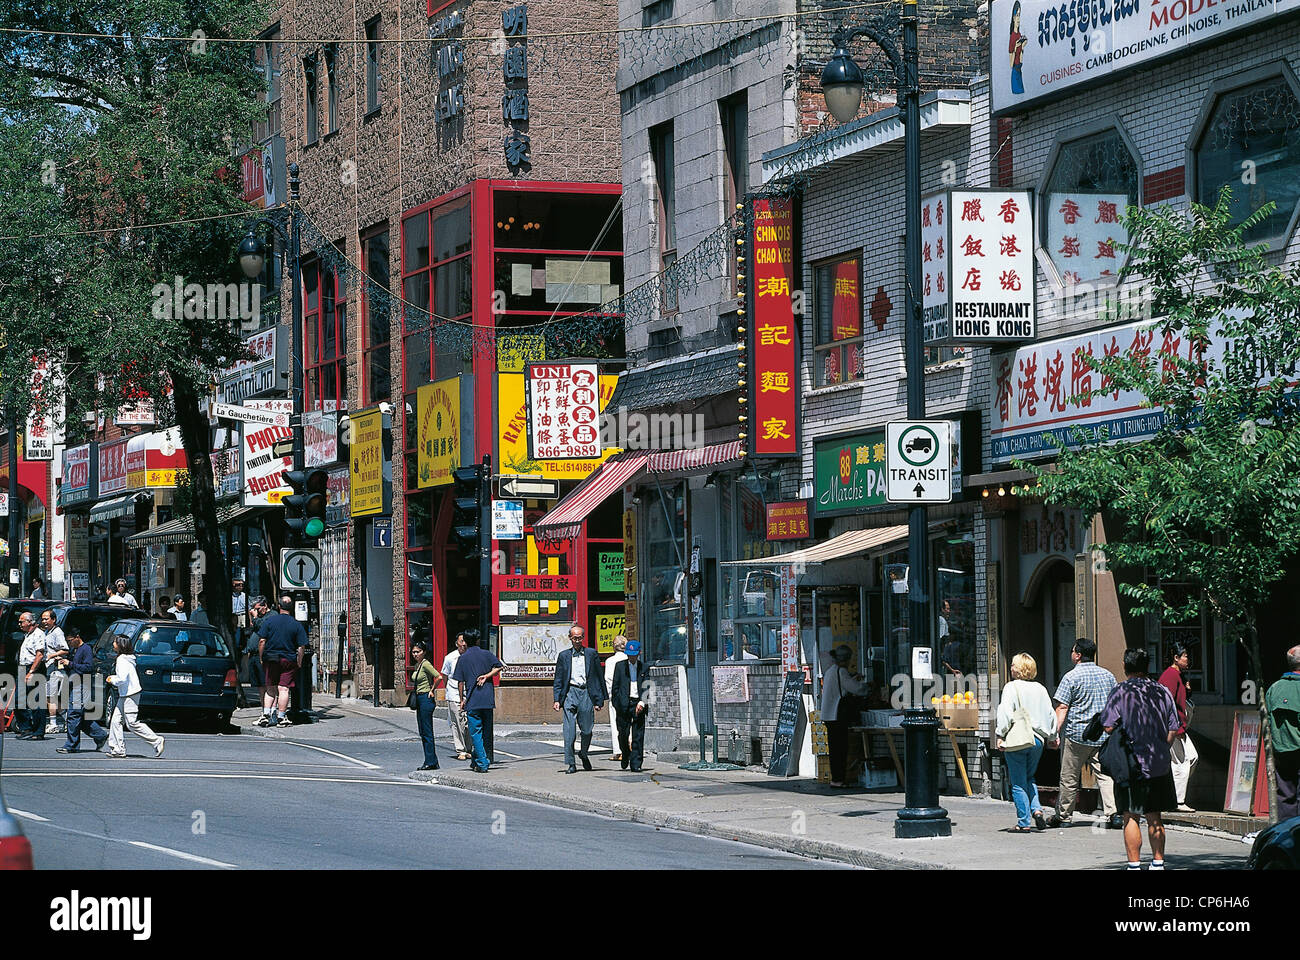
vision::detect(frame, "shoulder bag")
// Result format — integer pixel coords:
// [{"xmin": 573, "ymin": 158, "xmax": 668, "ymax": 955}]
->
[{"xmin": 1003, "ymin": 681, "xmax": 1037, "ymax": 752}]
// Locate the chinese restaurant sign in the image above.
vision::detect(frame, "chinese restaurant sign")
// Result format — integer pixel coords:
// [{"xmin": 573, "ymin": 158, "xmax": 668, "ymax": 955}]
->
[
  {"xmin": 98, "ymin": 439, "xmax": 129, "ymax": 495},
  {"xmin": 991, "ymin": 0, "xmax": 1300, "ymax": 114},
  {"xmin": 499, "ymin": 372, "xmax": 617, "ymax": 479},
  {"xmin": 750, "ymin": 196, "xmax": 798, "ymax": 457},
  {"xmin": 1046, "ymin": 193, "xmax": 1129, "ymax": 286},
  {"xmin": 417, "ymin": 377, "xmax": 461, "ymax": 488},
  {"xmin": 990, "ymin": 315, "xmax": 1287, "ymax": 463},
  {"xmin": 766, "ymin": 500, "xmax": 811, "ymax": 541},
  {"xmin": 524, "ymin": 363, "xmax": 601, "ymax": 460},
  {"xmin": 925, "ymin": 189, "xmax": 1035, "ymax": 344},
  {"xmin": 349, "ymin": 407, "xmax": 385, "ymax": 517},
  {"xmin": 813, "ymin": 431, "xmax": 888, "ymax": 517}
]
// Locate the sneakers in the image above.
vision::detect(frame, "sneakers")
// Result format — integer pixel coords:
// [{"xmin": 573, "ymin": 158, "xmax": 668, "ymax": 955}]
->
[
  {"xmin": 154, "ymin": 737, "xmax": 165, "ymax": 758},
  {"xmin": 1175, "ymin": 803, "xmax": 1196, "ymax": 813},
  {"xmin": 55, "ymin": 747, "xmax": 76, "ymax": 754},
  {"xmin": 256, "ymin": 714, "xmax": 272, "ymax": 727},
  {"xmin": 1149, "ymin": 860, "xmax": 1166, "ymax": 870},
  {"xmin": 106, "ymin": 751, "xmax": 126, "ymax": 759},
  {"xmin": 276, "ymin": 714, "xmax": 292, "ymax": 727}
]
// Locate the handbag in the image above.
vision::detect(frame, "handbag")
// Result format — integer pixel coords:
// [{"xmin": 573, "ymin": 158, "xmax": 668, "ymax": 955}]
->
[
  {"xmin": 1003, "ymin": 681, "xmax": 1037, "ymax": 751},
  {"xmin": 1098, "ymin": 719, "xmax": 1139, "ymax": 787}
]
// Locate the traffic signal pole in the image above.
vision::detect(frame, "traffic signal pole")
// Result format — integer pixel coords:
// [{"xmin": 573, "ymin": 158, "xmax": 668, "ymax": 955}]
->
[{"xmin": 479, "ymin": 454, "xmax": 492, "ymax": 652}]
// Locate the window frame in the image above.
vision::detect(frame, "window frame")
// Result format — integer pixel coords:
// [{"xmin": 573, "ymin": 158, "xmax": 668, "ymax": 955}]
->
[
  {"xmin": 303, "ymin": 53, "xmax": 319, "ymax": 145},
  {"xmin": 362, "ymin": 227, "xmax": 392, "ymax": 407},
  {"xmin": 811, "ymin": 251, "xmax": 866, "ymax": 389},
  {"xmin": 301, "ymin": 252, "xmax": 349, "ymax": 412},
  {"xmin": 365, "ymin": 17, "xmax": 382, "ymax": 116},
  {"xmin": 649, "ymin": 121, "xmax": 677, "ymax": 315},
  {"xmin": 1188, "ymin": 62, "xmax": 1300, "ymax": 253},
  {"xmin": 720, "ymin": 91, "xmax": 749, "ymax": 296},
  {"xmin": 324, "ymin": 43, "xmax": 339, "ymax": 135},
  {"xmin": 253, "ymin": 28, "xmax": 282, "ymax": 143}
]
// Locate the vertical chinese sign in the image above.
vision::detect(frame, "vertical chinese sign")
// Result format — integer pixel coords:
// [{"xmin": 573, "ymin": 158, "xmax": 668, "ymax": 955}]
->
[
  {"xmin": 780, "ymin": 564, "xmax": 799, "ymax": 672},
  {"xmin": 750, "ymin": 196, "xmax": 798, "ymax": 457},
  {"xmin": 524, "ymin": 364, "xmax": 601, "ymax": 460},
  {"xmin": 501, "ymin": 4, "xmax": 530, "ymax": 173},
  {"xmin": 948, "ymin": 189, "xmax": 1035, "ymax": 341},
  {"xmin": 921, "ymin": 192, "xmax": 949, "ymax": 342}
]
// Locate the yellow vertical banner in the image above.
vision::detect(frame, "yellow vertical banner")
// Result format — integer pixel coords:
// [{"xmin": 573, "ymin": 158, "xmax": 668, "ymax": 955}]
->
[
  {"xmin": 350, "ymin": 407, "xmax": 384, "ymax": 517},
  {"xmin": 623, "ymin": 508, "xmax": 637, "ymax": 594},
  {"xmin": 417, "ymin": 377, "xmax": 460, "ymax": 488}
]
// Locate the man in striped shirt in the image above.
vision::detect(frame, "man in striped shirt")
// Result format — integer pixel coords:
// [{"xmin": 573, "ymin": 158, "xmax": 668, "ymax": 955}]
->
[{"xmin": 1050, "ymin": 637, "xmax": 1121, "ymax": 829}]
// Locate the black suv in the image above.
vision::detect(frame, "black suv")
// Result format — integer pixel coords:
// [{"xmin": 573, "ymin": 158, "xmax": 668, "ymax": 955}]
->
[{"xmin": 0, "ymin": 599, "xmax": 67, "ymax": 678}]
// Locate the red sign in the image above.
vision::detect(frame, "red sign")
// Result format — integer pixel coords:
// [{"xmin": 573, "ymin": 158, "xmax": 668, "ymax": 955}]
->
[
  {"xmin": 241, "ymin": 147, "xmax": 265, "ymax": 206},
  {"xmin": 750, "ymin": 197, "xmax": 798, "ymax": 457},
  {"xmin": 765, "ymin": 500, "xmax": 811, "ymax": 541},
  {"xmin": 98, "ymin": 438, "xmax": 129, "ymax": 495}
]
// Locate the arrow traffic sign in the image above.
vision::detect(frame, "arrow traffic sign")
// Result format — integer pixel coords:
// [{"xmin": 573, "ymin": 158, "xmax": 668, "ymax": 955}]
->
[
  {"xmin": 498, "ymin": 475, "xmax": 560, "ymax": 499},
  {"xmin": 279, "ymin": 547, "xmax": 322, "ymax": 590},
  {"xmin": 885, "ymin": 420, "xmax": 953, "ymax": 504},
  {"xmin": 272, "ymin": 438, "xmax": 295, "ymax": 458}
]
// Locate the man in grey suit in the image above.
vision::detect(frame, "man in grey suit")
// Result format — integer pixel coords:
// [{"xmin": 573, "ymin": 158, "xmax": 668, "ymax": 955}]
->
[{"xmin": 552, "ymin": 624, "xmax": 607, "ymax": 774}]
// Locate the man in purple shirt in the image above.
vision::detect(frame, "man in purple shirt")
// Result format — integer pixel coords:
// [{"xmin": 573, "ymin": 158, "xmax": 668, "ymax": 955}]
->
[
  {"xmin": 56, "ymin": 627, "xmax": 109, "ymax": 753},
  {"xmin": 1102, "ymin": 648, "xmax": 1180, "ymax": 871}
]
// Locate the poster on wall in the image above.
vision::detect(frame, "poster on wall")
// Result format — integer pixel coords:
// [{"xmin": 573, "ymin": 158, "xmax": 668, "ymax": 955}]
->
[
  {"xmin": 499, "ymin": 622, "xmax": 567, "ymax": 679},
  {"xmin": 524, "ymin": 363, "xmax": 601, "ymax": 461},
  {"xmin": 241, "ymin": 421, "xmax": 293, "ymax": 507},
  {"xmin": 349, "ymin": 407, "xmax": 385, "ymax": 518},
  {"xmin": 417, "ymin": 378, "xmax": 462, "ymax": 487},
  {"xmin": 749, "ymin": 195, "xmax": 799, "ymax": 457},
  {"xmin": 594, "ymin": 612, "xmax": 625, "ymax": 654}
]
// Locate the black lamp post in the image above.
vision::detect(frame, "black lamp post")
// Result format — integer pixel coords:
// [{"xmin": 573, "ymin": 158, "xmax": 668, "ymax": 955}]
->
[{"xmin": 820, "ymin": 0, "xmax": 951, "ymax": 839}]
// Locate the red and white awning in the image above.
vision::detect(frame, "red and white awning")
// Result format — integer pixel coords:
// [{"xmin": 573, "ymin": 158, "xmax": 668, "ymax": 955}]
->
[
  {"xmin": 647, "ymin": 440, "xmax": 745, "ymax": 475},
  {"xmin": 532, "ymin": 451, "xmax": 651, "ymax": 542}
]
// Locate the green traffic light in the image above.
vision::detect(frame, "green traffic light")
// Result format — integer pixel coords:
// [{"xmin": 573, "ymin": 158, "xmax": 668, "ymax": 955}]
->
[{"xmin": 304, "ymin": 517, "xmax": 325, "ymax": 538}]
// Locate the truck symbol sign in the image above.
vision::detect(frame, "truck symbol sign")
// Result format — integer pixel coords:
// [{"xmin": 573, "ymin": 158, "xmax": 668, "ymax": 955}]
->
[{"xmin": 904, "ymin": 435, "xmax": 932, "ymax": 455}]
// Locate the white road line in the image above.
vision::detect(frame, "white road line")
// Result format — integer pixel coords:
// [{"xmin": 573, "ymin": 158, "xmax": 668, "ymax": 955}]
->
[
  {"xmin": 3, "ymin": 772, "xmax": 426, "ymax": 785},
  {"xmin": 8, "ymin": 808, "xmax": 50, "ymax": 822},
  {"xmin": 127, "ymin": 841, "xmax": 235, "ymax": 868},
  {"xmin": 8, "ymin": 757, "xmax": 348, "ymax": 768},
  {"xmin": 280, "ymin": 740, "xmax": 382, "ymax": 770},
  {"xmin": 493, "ymin": 750, "xmax": 524, "ymax": 759}
]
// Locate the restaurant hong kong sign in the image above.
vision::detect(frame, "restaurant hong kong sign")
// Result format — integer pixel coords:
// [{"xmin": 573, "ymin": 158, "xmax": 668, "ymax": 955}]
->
[{"xmin": 749, "ymin": 196, "xmax": 799, "ymax": 457}]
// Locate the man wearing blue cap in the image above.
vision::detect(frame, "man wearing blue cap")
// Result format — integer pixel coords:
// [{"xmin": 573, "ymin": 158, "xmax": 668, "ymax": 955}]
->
[{"xmin": 610, "ymin": 639, "xmax": 652, "ymax": 771}]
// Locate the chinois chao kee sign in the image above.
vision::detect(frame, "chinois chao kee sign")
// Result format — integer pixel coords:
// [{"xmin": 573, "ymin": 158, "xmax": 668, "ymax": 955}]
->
[{"xmin": 922, "ymin": 189, "xmax": 1036, "ymax": 345}]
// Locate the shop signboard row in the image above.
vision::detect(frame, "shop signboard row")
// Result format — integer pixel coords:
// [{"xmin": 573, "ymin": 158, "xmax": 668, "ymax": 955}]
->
[
  {"xmin": 218, "ymin": 327, "xmax": 288, "ymax": 404},
  {"xmin": 991, "ymin": 0, "xmax": 1300, "ymax": 114}
]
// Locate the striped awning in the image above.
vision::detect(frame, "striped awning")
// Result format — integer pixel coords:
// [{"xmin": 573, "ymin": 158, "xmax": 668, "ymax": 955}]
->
[
  {"xmin": 126, "ymin": 506, "xmax": 258, "ymax": 547},
  {"xmin": 720, "ymin": 525, "xmax": 909, "ymax": 566},
  {"xmin": 533, "ymin": 452, "xmax": 651, "ymax": 542},
  {"xmin": 647, "ymin": 440, "xmax": 746, "ymax": 475}
]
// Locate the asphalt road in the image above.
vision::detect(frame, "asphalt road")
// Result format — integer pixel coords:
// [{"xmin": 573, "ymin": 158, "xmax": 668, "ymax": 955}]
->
[{"xmin": 0, "ymin": 729, "xmax": 848, "ymax": 870}]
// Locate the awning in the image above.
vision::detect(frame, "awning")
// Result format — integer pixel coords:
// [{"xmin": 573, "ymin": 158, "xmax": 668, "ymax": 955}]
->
[
  {"xmin": 721, "ymin": 525, "xmax": 909, "ymax": 566},
  {"xmin": 126, "ymin": 505, "xmax": 258, "ymax": 547},
  {"xmin": 647, "ymin": 440, "xmax": 745, "ymax": 475},
  {"xmin": 533, "ymin": 451, "xmax": 651, "ymax": 541},
  {"xmin": 89, "ymin": 495, "xmax": 139, "ymax": 525},
  {"xmin": 607, "ymin": 346, "xmax": 743, "ymax": 412}
]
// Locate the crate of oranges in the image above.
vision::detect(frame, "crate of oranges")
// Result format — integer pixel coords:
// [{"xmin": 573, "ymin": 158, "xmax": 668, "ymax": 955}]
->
[{"xmin": 932, "ymin": 692, "xmax": 979, "ymax": 730}]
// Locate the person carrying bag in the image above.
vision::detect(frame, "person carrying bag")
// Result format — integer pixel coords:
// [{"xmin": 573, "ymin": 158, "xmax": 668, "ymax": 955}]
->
[{"xmin": 995, "ymin": 654, "xmax": 1058, "ymax": 831}]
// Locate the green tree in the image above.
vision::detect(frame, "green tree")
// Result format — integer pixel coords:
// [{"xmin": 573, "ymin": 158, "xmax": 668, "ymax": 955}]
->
[
  {"xmin": 0, "ymin": 0, "xmax": 269, "ymax": 643},
  {"xmin": 1023, "ymin": 191, "xmax": 1300, "ymax": 822}
]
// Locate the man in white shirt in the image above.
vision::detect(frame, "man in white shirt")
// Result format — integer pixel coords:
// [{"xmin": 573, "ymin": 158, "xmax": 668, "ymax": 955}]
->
[
  {"xmin": 39, "ymin": 609, "xmax": 70, "ymax": 734},
  {"xmin": 106, "ymin": 578, "xmax": 138, "ymax": 608},
  {"xmin": 552, "ymin": 625, "xmax": 607, "ymax": 774},
  {"xmin": 440, "ymin": 633, "xmax": 470, "ymax": 760},
  {"xmin": 167, "ymin": 595, "xmax": 189, "ymax": 621},
  {"xmin": 16, "ymin": 613, "xmax": 48, "ymax": 738},
  {"xmin": 603, "ymin": 635, "xmax": 628, "ymax": 762}
]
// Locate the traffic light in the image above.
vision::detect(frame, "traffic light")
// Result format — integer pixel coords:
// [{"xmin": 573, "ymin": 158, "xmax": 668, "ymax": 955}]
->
[
  {"xmin": 452, "ymin": 462, "xmax": 487, "ymax": 558},
  {"xmin": 284, "ymin": 468, "xmax": 329, "ymax": 542}
]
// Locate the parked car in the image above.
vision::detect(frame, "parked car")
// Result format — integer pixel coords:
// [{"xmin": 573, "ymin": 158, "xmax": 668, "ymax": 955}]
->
[
  {"xmin": 1247, "ymin": 815, "xmax": 1300, "ymax": 869},
  {"xmin": 0, "ymin": 732, "xmax": 34, "ymax": 869},
  {"xmin": 93, "ymin": 619, "xmax": 238, "ymax": 730},
  {"xmin": 0, "ymin": 599, "xmax": 67, "ymax": 678},
  {"xmin": 54, "ymin": 604, "xmax": 145, "ymax": 652}
]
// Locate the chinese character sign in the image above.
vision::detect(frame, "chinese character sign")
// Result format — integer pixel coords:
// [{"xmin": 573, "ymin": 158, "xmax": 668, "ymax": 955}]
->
[
  {"xmin": 98, "ymin": 438, "xmax": 129, "ymax": 495},
  {"xmin": 765, "ymin": 500, "xmax": 811, "ymax": 541},
  {"xmin": 525, "ymin": 363, "xmax": 602, "ymax": 460},
  {"xmin": 750, "ymin": 196, "xmax": 798, "ymax": 457},
  {"xmin": 417, "ymin": 377, "xmax": 461, "ymax": 488},
  {"xmin": 350, "ymin": 407, "xmax": 385, "ymax": 517},
  {"xmin": 780, "ymin": 565, "xmax": 799, "ymax": 673},
  {"xmin": 946, "ymin": 189, "xmax": 1035, "ymax": 341},
  {"xmin": 922, "ymin": 192, "xmax": 950, "ymax": 341},
  {"xmin": 1047, "ymin": 193, "xmax": 1129, "ymax": 286}
]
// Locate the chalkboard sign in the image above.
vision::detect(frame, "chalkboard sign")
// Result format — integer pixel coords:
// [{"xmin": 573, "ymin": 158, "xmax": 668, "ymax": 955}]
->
[{"xmin": 767, "ymin": 671, "xmax": 806, "ymax": 777}]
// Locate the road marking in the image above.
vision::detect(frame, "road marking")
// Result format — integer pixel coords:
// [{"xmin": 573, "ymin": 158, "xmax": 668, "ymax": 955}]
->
[
  {"xmin": 494, "ymin": 749, "xmax": 523, "ymax": 759},
  {"xmin": 3, "ymin": 773, "xmax": 428, "ymax": 786},
  {"xmin": 127, "ymin": 841, "xmax": 235, "ymax": 868},
  {"xmin": 281, "ymin": 740, "xmax": 382, "ymax": 770},
  {"xmin": 8, "ymin": 808, "xmax": 49, "ymax": 822},
  {"xmin": 8, "ymin": 757, "xmax": 350, "ymax": 768}
]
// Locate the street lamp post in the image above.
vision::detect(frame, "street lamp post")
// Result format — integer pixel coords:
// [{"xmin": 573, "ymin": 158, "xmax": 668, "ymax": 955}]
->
[{"xmin": 821, "ymin": 0, "xmax": 951, "ymax": 839}]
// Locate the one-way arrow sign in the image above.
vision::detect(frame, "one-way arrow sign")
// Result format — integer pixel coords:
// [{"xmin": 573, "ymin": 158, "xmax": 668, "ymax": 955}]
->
[
  {"xmin": 272, "ymin": 438, "xmax": 295, "ymax": 458},
  {"xmin": 498, "ymin": 475, "xmax": 560, "ymax": 499}
]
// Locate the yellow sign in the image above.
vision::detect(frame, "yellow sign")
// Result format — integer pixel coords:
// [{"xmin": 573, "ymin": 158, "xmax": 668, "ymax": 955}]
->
[
  {"xmin": 623, "ymin": 507, "xmax": 637, "ymax": 595},
  {"xmin": 497, "ymin": 372, "xmax": 619, "ymax": 478},
  {"xmin": 595, "ymin": 612, "xmax": 626, "ymax": 654},
  {"xmin": 417, "ymin": 378, "xmax": 460, "ymax": 488},
  {"xmin": 624, "ymin": 595, "xmax": 638, "ymax": 645},
  {"xmin": 497, "ymin": 333, "xmax": 546, "ymax": 372},
  {"xmin": 350, "ymin": 407, "xmax": 384, "ymax": 517}
]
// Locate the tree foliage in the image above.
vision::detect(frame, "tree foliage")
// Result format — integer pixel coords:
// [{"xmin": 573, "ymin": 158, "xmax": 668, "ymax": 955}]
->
[{"xmin": 1022, "ymin": 191, "xmax": 1300, "ymax": 819}]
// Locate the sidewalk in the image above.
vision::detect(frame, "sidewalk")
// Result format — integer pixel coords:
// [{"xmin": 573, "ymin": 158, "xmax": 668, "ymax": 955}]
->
[{"xmin": 239, "ymin": 695, "xmax": 1251, "ymax": 870}]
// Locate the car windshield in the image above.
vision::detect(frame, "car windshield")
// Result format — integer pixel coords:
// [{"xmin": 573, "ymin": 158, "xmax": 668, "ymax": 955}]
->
[
  {"xmin": 135, "ymin": 626, "xmax": 230, "ymax": 658},
  {"xmin": 61, "ymin": 611, "xmax": 130, "ymax": 649}
]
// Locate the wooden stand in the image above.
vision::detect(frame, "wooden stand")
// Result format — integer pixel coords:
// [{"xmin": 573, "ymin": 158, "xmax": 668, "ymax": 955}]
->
[{"xmin": 850, "ymin": 725, "xmax": 975, "ymax": 797}]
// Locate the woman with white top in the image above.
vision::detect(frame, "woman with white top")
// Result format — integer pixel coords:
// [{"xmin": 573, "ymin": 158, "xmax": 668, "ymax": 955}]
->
[
  {"xmin": 821, "ymin": 645, "xmax": 870, "ymax": 788},
  {"xmin": 105, "ymin": 632, "xmax": 165, "ymax": 759},
  {"xmin": 995, "ymin": 653, "xmax": 1058, "ymax": 832}
]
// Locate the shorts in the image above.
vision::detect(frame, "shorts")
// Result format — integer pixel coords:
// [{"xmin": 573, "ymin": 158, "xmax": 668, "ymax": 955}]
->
[
  {"xmin": 1115, "ymin": 772, "xmax": 1177, "ymax": 816},
  {"xmin": 46, "ymin": 671, "xmax": 67, "ymax": 701},
  {"xmin": 263, "ymin": 657, "xmax": 297, "ymax": 689}
]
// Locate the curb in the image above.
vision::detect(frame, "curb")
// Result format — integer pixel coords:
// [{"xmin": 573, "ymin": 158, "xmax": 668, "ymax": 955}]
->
[{"xmin": 408, "ymin": 769, "xmax": 939, "ymax": 870}]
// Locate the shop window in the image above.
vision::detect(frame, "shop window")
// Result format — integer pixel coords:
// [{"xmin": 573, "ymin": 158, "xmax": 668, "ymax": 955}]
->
[
  {"xmin": 1194, "ymin": 74, "xmax": 1300, "ymax": 247},
  {"xmin": 1040, "ymin": 128, "xmax": 1139, "ymax": 286},
  {"xmin": 642, "ymin": 482, "xmax": 687, "ymax": 663},
  {"xmin": 362, "ymin": 229, "xmax": 391, "ymax": 404},
  {"xmin": 813, "ymin": 254, "xmax": 863, "ymax": 387},
  {"xmin": 1147, "ymin": 580, "xmax": 1215, "ymax": 695}
]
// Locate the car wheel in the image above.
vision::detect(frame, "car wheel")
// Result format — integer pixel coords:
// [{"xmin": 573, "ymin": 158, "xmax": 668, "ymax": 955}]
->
[{"xmin": 209, "ymin": 711, "xmax": 231, "ymax": 733}]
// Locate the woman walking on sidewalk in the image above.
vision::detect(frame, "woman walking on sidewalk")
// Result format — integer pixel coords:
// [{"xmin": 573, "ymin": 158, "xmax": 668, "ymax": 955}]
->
[
  {"xmin": 104, "ymin": 633, "xmax": 164, "ymax": 759},
  {"xmin": 995, "ymin": 653, "xmax": 1057, "ymax": 832},
  {"xmin": 411, "ymin": 640, "xmax": 443, "ymax": 772}
]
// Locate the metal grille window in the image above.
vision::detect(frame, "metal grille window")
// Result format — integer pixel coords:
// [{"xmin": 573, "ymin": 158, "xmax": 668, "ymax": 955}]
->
[
  {"xmin": 1041, "ymin": 129, "xmax": 1139, "ymax": 286},
  {"xmin": 813, "ymin": 254, "xmax": 864, "ymax": 387},
  {"xmin": 324, "ymin": 44, "xmax": 339, "ymax": 135},
  {"xmin": 1196, "ymin": 77, "xmax": 1300, "ymax": 246},
  {"xmin": 650, "ymin": 122, "xmax": 676, "ymax": 314}
]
